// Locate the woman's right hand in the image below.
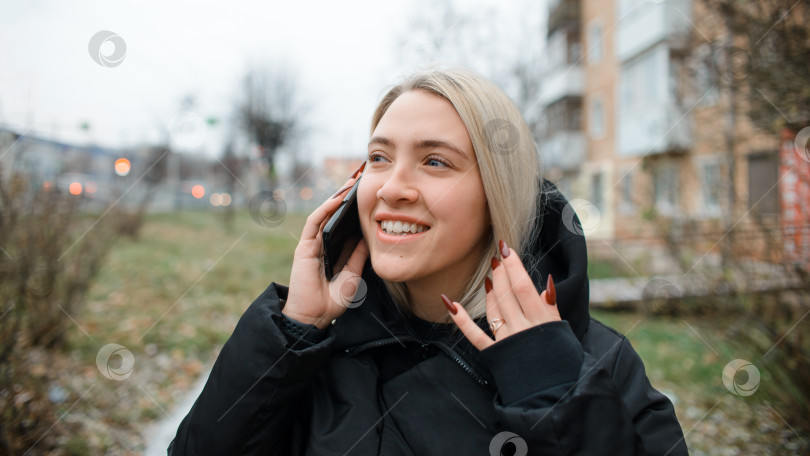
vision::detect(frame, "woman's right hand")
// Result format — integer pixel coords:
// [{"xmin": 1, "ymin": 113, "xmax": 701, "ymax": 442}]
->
[{"xmin": 282, "ymin": 172, "xmax": 369, "ymax": 330}]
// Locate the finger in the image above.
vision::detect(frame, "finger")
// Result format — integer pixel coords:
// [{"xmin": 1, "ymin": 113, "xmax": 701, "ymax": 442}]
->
[
  {"xmin": 484, "ymin": 276, "xmax": 503, "ymax": 323},
  {"xmin": 490, "ymin": 257, "xmax": 526, "ymax": 327},
  {"xmin": 342, "ymin": 239, "xmax": 369, "ymax": 276},
  {"xmin": 300, "ymin": 176, "xmax": 357, "ymax": 240},
  {"xmin": 317, "ymin": 213, "xmax": 331, "ymax": 235},
  {"xmin": 295, "ymin": 215, "xmax": 329, "ymax": 259},
  {"xmin": 499, "ymin": 245, "xmax": 545, "ymax": 322},
  {"xmin": 444, "ymin": 296, "xmax": 494, "ymax": 351}
]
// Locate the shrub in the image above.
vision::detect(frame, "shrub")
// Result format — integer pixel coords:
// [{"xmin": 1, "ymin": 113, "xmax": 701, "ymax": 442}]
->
[{"xmin": 0, "ymin": 172, "xmax": 123, "ymax": 455}]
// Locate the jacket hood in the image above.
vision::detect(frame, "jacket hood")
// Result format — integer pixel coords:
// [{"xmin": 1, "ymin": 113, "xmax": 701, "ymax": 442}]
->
[
  {"xmin": 333, "ymin": 178, "xmax": 591, "ymax": 349},
  {"xmin": 523, "ymin": 179, "xmax": 591, "ymax": 340}
]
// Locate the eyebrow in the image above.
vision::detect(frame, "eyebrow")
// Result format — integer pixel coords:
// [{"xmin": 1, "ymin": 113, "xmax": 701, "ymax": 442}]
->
[{"xmin": 368, "ymin": 136, "xmax": 470, "ymax": 161}]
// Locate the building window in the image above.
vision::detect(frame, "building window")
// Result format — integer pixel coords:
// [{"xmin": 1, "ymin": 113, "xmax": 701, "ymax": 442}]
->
[
  {"xmin": 567, "ymin": 27, "xmax": 582, "ymax": 65},
  {"xmin": 700, "ymin": 161, "xmax": 722, "ymax": 216},
  {"xmin": 591, "ymin": 172, "xmax": 604, "ymax": 212},
  {"xmin": 548, "ymin": 25, "xmax": 582, "ymax": 68},
  {"xmin": 590, "ymin": 98, "xmax": 605, "ymax": 138},
  {"xmin": 653, "ymin": 163, "xmax": 679, "ymax": 215},
  {"xmin": 620, "ymin": 48, "xmax": 662, "ymax": 112},
  {"xmin": 588, "ymin": 22, "xmax": 604, "ymax": 64},
  {"xmin": 548, "ymin": 30, "xmax": 566, "ymax": 69},
  {"xmin": 619, "ymin": 170, "xmax": 635, "ymax": 214},
  {"xmin": 747, "ymin": 153, "xmax": 780, "ymax": 215},
  {"xmin": 692, "ymin": 44, "xmax": 720, "ymax": 106},
  {"xmin": 541, "ymin": 98, "xmax": 582, "ymax": 137},
  {"xmin": 570, "ymin": 104, "xmax": 583, "ymax": 130}
]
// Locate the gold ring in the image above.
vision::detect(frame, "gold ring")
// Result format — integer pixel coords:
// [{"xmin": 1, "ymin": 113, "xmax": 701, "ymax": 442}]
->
[{"xmin": 489, "ymin": 319, "xmax": 505, "ymax": 335}]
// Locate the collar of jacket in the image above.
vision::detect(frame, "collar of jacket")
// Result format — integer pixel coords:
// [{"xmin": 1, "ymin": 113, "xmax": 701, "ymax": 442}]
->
[{"xmin": 332, "ymin": 178, "xmax": 591, "ymax": 354}]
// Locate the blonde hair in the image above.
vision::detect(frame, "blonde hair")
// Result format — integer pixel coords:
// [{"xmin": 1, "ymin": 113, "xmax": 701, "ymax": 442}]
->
[{"xmin": 370, "ymin": 68, "xmax": 541, "ymax": 320}]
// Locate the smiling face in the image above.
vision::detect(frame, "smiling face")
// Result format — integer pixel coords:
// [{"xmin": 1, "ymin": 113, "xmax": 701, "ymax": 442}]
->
[{"xmin": 357, "ymin": 90, "xmax": 491, "ymax": 296}]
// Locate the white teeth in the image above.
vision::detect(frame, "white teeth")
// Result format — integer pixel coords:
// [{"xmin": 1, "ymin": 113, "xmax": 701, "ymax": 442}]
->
[{"xmin": 380, "ymin": 220, "xmax": 428, "ymax": 235}]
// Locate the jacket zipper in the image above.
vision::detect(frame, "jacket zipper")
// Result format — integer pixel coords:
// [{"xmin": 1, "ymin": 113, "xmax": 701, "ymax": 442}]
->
[
  {"xmin": 346, "ymin": 336, "xmax": 420, "ymax": 356},
  {"xmin": 346, "ymin": 337, "xmax": 489, "ymax": 387},
  {"xmin": 433, "ymin": 341, "xmax": 488, "ymax": 386}
]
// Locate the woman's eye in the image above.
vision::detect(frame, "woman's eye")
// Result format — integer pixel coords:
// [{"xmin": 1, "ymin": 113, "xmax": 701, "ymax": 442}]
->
[
  {"xmin": 426, "ymin": 157, "xmax": 449, "ymax": 167},
  {"xmin": 369, "ymin": 153, "xmax": 388, "ymax": 163}
]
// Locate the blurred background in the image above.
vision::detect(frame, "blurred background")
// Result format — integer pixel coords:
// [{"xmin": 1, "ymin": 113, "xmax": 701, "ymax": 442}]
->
[{"xmin": 1, "ymin": 0, "xmax": 808, "ymax": 454}]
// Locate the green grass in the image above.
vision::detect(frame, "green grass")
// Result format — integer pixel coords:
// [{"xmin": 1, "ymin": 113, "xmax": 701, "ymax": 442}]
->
[
  {"xmin": 591, "ymin": 310, "xmax": 737, "ymax": 400},
  {"xmin": 74, "ymin": 210, "xmax": 307, "ymax": 361},
  {"xmin": 587, "ymin": 257, "xmax": 638, "ymax": 279},
  {"xmin": 57, "ymin": 210, "xmax": 308, "ymax": 452}
]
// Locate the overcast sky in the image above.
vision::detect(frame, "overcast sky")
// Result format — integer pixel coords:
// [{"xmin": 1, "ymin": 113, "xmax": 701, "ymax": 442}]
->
[{"xmin": 0, "ymin": 0, "xmax": 545, "ymax": 167}]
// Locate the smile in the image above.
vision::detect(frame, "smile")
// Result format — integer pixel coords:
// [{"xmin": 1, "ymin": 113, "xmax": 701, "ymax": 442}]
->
[{"xmin": 380, "ymin": 220, "xmax": 430, "ymax": 235}]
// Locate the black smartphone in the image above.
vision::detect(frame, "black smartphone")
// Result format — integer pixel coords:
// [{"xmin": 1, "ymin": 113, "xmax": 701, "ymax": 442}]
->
[{"xmin": 322, "ymin": 176, "xmax": 362, "ymax": 280}]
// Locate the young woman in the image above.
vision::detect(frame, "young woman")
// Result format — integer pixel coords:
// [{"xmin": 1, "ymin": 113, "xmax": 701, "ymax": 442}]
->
[{"xmin": 170, "ymin": 69, "xmax": 688, "ymax": 455}]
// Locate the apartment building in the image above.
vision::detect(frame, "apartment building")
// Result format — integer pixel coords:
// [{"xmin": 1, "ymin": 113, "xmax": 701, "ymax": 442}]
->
[{"xmin": 540, "ymin": 0, "xmax": 790, "ymax": 269}]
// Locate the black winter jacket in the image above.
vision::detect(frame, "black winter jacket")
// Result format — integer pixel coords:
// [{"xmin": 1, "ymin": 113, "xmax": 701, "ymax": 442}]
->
[{"xmin": 169, "ymin": 181, "xmax": 689, "ymax": 455}]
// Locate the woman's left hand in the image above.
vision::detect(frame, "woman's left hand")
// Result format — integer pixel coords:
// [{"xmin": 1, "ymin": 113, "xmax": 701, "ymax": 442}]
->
[{"xmin": 443, "ymin": 240, "xmax": 560, "ymax": 350}]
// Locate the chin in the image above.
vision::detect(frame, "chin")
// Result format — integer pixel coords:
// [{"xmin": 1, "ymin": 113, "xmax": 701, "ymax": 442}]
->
[{"xmin": 369, "ymin": 257, "xmax": 417, "ymax": 283}]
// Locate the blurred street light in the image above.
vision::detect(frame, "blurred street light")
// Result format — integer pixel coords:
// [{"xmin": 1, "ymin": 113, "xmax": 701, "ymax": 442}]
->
[
  {"xmin": 191, "ymin": 184, "xmax": 205, "ymax": 199},
  {"xmin": 114, "ymin": 158, "xmax": 131, "ymax": 176}
]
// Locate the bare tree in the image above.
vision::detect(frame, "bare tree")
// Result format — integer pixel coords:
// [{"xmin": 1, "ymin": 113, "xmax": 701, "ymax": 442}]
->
[
  {"xmin": 219, "ymin": 137, "xmax": 241, "ymax": 231},
  {"xmin": 397, "ymin": 0, "xmax": 545, "ymax": 139},
  {"xmin": 645, "ymin": 1, "xmax": 810, "ymax": 443},
  {"xmin": 702, "ymin": 0, "xmax": 810, "ymax": 131},
  {"xmin": 237, "ymin": 64, "xmax": 305, "ymax": 187}
]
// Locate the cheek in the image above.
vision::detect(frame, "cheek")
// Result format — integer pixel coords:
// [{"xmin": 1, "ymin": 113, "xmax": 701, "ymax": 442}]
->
[
  {"xmin": 429, "ymin": 183, "xmax": 488, "ymax": 229},
  {"xmin": 356, "ymin": 177, "xmax": 379, "ymax": 224}
]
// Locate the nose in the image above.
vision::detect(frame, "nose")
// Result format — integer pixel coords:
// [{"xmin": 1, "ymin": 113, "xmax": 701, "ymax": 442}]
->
[{"xmin": 376, "ymin": 163, "xmax": 419, "ymax": 204}]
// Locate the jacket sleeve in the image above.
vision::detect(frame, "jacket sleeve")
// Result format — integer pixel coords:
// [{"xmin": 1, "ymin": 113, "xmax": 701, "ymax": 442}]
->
[
  {"xmin": 168, "ymin": 283, "xmax": 334, "ymax": 455},
  {"xmin": 479, "ymin": 321, "xmax": 688, "ymax": 456}
]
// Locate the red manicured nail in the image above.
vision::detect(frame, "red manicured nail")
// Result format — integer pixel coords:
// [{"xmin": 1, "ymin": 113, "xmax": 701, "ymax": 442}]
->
[
  {"xmin": 499, "ymin": 240, "xmax": 510, "ymax": 258},
  {"xmin": 484, "ymin": 277, "xmax": 493, "ymax": 293},
  {"xmin": 351, "ymin": 161, "xmax": 367, "ymax": 179},
  {"xmin": 547, "ymin": 274, "xmax": 556, "ymax": 305},
  {"xmin": 331, "ymin": 184, "xmax": 352, "ymax": 199},
  {"xmin": 441, "ymin": 294, "xmax": 457, "ymax": 315},
  {"xmin": 491, "ymin": 257, "xmax": 500, "ymax": 270}
]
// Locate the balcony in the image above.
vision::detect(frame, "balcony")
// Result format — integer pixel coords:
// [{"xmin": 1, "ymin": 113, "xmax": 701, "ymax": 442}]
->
[
  {"xmin": 548, "ymin": 0, "xmax": 581, "ymax": 36},
  {"xmin": 539, "ymin": 64, "xmax": 584, "ymax": 107},
  {"xmin": 616, "ymin": 0, "xmax": 693, "ymax": 61},
  {"xmin": 618, "ymin": 102, "xmax": 693, "ymax": 156},
  {"xmin": 539, "ymin": 131, "xmax": 586, "ymax": 171}
]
